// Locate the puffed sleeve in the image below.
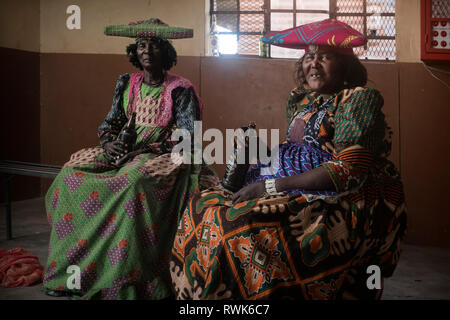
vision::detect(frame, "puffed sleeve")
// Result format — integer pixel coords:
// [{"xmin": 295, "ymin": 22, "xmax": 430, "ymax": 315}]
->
[
  {"xmin": 171, "ymin": 85, "xmax": 219, "ymax": 187},
  {"xmin": 97, "ymin": 74, "xmax": 130, "ymax": 146},
  {"xmin": 171, "ymin": 86, "xmax": 202, "ymax": 135},
  {"xmin": 322, "ymin": 87, "xmax": 388, "ymax": 193}
]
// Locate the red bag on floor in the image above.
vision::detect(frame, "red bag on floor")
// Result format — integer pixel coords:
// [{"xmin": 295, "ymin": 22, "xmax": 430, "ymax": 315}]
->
[{"xmin": 0, "ymin": 248, "xmax": 44, "ymax": 288}]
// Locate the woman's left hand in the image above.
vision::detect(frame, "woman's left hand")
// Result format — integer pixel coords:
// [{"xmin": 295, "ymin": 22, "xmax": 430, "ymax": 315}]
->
[{"xmin": 232, "ymin": 181, "xmax": 265, "ymax": 204}]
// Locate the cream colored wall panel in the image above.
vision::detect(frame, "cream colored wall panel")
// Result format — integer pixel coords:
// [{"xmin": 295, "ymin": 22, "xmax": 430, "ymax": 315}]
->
[
  {"xmin": 40, "ymin": 0, "xmax": 205, "ymax": 55},
  {"xmin": 395, "ymin": 0, "xmax": 421, "ymax": 63},
  {"xmin": 0, "ymin": 0, "xmax": 40, "ymax": 52}
]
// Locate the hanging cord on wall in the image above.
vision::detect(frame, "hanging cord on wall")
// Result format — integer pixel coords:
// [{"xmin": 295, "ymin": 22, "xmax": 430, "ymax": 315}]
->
[{"xmin": 421, "ymin": 61, "xmax": 450, "ymax": 89}]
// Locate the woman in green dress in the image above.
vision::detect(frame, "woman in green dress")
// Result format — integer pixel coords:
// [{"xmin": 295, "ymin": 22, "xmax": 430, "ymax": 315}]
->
[{"xmin": 43, "ymin": 18, "xmax": 217, "ymax": 299}]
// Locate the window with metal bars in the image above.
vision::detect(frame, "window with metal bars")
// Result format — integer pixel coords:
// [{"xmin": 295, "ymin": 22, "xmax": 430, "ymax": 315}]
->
[{"xmin": 209, "ymin": 0, "xmax": 396, "ymax": 60}]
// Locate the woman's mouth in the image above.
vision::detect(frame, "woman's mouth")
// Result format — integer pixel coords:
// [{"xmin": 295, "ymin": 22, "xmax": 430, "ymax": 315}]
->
[{"xmin": 309, "ymin": 73, "xmax": 323, "ymax": 80}]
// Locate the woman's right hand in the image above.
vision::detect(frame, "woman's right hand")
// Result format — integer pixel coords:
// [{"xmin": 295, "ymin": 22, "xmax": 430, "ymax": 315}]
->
[{"xmin": 103, "ymin": 141, "xmax": 126, "ymax": 159}]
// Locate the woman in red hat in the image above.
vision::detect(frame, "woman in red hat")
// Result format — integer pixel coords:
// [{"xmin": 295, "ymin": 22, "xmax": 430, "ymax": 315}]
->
[
  {"xmin": 42, "ymin": 19, "xmax": 218, "ymax": 300},
  {"xmin": 170, "ymin": 19, "xmax": 406, "ymax": 300}
]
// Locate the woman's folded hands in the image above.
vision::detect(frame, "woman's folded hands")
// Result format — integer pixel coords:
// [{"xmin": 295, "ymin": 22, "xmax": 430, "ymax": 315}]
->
[
  {"xmin": 103, "ymin": 140, "xmax": 127, "ymax": 159},
  {"xmin": 103, "ymin": 140, "xmax": 143, "ymax": 166}
]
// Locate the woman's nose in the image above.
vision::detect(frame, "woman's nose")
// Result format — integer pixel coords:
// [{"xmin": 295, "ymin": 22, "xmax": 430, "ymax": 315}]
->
[{"xmin": 311, "ymin": 55, "xmax": 320, "ymax": 67}]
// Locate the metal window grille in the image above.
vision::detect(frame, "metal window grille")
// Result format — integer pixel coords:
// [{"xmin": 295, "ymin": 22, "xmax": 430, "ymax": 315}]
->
[
  {"xmin": 429, "ymin": 0, "xmax": 450, "ymax": 50},
  {"xmin": 210, "ymin": 0, "xmax": 396, "ymax": 60},
  {"xmin": 431, "ymin": 0, "xmax": 450, "ymax": 18}
]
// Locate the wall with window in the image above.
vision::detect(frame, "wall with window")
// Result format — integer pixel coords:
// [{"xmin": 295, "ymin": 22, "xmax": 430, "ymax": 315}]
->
[
  {"xmin": 1, "ymin": 0, "xmax": 449, "ymax": 248},
  {"xmin": 210, "ymin": 0, "xmax": 397, "ymax": 60},
  {"xmin": 0, "ymin": 0, "xmax": 426, "ymax": 62}
]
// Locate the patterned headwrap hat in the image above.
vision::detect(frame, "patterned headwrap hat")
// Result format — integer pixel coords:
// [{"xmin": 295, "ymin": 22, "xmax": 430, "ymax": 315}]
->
[
  {"xmin": 104, "ymin": 18, "xmax": 193, "ymax": 40},
  {"xmin": 262, "ymin": 18, "xmax": 366, "ymax": 55}
]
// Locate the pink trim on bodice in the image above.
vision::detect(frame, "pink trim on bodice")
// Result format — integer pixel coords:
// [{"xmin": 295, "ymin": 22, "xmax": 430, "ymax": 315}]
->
[{"xmin": 127, "ymin": 72, "xmax": 203, "ymax": 127}]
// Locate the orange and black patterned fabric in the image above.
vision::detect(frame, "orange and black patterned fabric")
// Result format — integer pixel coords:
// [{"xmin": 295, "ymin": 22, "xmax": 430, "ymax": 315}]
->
[{"xmin": 170, "ymin": 85, "xmax": 407, "ymax": 300}]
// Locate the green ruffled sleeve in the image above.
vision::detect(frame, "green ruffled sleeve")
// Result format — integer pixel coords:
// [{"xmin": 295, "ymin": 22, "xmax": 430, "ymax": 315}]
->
[{"xmin": 332, "ymin": 87, "xmax": 388, "ymax": 156}]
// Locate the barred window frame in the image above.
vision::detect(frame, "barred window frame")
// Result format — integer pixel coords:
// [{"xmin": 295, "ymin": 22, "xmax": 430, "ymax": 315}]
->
[{"xmin": 210, "ymin": 0, "xmax": 396, "ymax": 61}]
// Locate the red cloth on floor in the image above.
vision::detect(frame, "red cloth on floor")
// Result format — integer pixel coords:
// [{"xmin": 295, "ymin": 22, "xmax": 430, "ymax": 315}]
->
[{"xmin": 0, "ymin": 248, "xmax": 44, "ymax": 288}]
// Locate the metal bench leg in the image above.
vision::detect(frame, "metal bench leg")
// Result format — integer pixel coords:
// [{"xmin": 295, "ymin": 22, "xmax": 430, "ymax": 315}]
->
[{"xmin": 3, "ymin": 175, "xmax": 13, "ymax": 240}]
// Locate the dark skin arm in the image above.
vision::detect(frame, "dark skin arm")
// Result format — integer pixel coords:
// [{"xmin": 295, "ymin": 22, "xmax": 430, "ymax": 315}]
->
[{"xmin": 232, "ymin": 166, "xmax": 335, "ymax": 204}]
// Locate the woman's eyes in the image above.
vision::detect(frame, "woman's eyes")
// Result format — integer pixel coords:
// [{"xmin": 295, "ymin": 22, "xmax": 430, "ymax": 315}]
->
[
  {"xmin": 304, "ymin": 54, "xmax": 333, "ymax": 61},
  {"xmin": 138, "ymin": 43, "xmax": 159, "ymax": 51}
]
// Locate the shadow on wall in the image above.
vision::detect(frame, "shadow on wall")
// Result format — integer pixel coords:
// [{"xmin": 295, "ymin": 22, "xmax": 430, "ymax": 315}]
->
[{"xmin": 0, "ymin": 47, "xmax": 41, "ymax": 201}]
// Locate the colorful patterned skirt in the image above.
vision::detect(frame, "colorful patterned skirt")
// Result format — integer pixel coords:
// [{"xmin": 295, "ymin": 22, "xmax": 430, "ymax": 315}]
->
[
  {"xmin": 43, "ymin": 148, "xmax": 217, "ymax": 299},
  {"xmin": 170, "ymin": 143, "xmax": 407, "ymax": 300}
]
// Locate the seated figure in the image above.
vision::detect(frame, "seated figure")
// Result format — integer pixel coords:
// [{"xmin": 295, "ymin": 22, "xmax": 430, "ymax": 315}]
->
[
  {"xmin": 43, "ymin": 18, "xmax": 218, "ymax": 299},
  {"xmin": 170, "ymin": 19, "xmax": 407, "ymax": 300}
]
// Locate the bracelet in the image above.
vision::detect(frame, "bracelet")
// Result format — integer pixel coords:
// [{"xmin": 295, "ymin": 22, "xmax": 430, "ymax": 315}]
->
[{"xmin": 265, "ymin": 179, "xmax": 282, "ymax": 196}]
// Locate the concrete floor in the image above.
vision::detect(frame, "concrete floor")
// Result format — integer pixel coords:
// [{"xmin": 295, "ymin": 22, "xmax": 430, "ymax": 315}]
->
[{"xmin": 0, "ymin": 197, "xmax": 449, "ymax": 300}]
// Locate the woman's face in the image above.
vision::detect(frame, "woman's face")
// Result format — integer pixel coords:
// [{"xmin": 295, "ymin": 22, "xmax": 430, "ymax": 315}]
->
[
  {"xmin": 137, "ymin": 38, "xmax": 163, "ymax": 71},
  {"xmin": 301, "ymin": 49, "xmax": 344, "ymax": 94}
]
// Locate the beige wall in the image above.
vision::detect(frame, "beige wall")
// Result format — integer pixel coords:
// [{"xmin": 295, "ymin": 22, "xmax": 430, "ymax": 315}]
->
[
  {"xmin": 0, "ymin": 0, "xmax": 40, "ymax": 52},
  {"xmin": 39, "ymin": 0, "xmax": 206, "ymax": 56},
  {"xmin": 395, "ymin": 0, "xmax": 421, "ymax": 63}
]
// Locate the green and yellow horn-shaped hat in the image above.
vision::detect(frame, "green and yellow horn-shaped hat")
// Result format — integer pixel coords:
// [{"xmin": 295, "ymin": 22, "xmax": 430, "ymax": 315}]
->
[{"xmin": 104, "ymin": 18, "xmax": 193, "ymax": 39}]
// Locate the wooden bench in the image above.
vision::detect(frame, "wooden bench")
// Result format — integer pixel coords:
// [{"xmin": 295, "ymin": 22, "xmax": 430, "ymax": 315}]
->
[{"xmin": 0, "ymin": 160, "xmax": 61, "ymax": 240}]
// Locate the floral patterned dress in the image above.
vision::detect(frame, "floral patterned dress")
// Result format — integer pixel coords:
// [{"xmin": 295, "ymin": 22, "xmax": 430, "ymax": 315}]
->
[
  {"xmin": 170, "ymin": 85, "xmax": 407, "ymax": 300},
  {"xmin": 43, "ymin": 72, "xmax": 218, "ymax": 299}
]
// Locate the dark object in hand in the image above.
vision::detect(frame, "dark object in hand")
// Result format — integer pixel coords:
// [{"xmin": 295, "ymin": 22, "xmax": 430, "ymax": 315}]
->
[
  {"xmin": 115, "ymin": 112, "xmax": 137, "ymax": 165},
  {"xmin": 221, "ymin": 122, "xmax": 256, "ymax": 192},
  {"xmin": 104, "ymin": 112, "xmax": 137, "ymax": 165}
]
